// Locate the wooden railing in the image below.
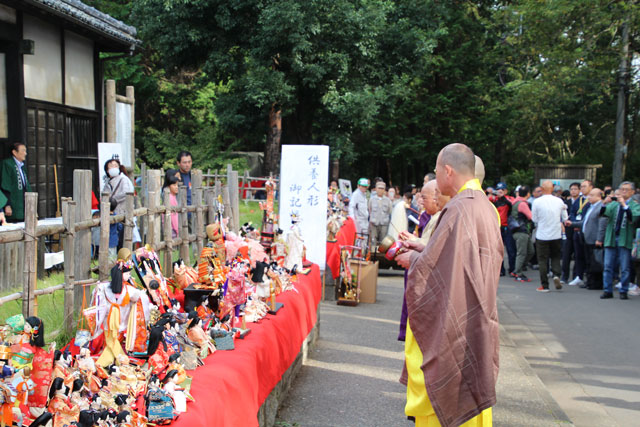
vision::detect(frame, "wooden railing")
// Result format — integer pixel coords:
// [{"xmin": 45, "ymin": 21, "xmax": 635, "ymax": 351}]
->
[{"xmin": 0, "ymin": 167, "xmax": 241, "ymax": 334}]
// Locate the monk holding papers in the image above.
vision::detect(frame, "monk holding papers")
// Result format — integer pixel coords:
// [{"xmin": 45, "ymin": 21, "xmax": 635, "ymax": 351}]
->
[{"xmin": 401, "ymin": 143, "xmax": 503, "ymax": 427}]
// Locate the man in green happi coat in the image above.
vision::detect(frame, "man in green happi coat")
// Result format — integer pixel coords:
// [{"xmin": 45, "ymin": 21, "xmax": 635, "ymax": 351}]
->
[{"xmin": 0, "ymin": 142, "xmax": 32, "ymax": 222}]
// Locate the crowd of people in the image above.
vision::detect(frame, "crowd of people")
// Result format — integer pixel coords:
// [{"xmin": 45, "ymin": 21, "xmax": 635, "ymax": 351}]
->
[
  {"xmin": 341, "ymin": 167, "xmax": 640, "ymax": 301},
  {"xmin": 488, "ymin": 179, "xmax": 640, "ymax": 299}
]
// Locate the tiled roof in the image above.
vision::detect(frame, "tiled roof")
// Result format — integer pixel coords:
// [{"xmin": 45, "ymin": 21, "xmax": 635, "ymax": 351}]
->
[{"xmin": 29, "ymin": 0, "xmax": 140, "ymax": 47}]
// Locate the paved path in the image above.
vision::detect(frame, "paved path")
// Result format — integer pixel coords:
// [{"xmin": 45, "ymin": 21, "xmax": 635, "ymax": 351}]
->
[
  {"xmin": 277, "ymin": 272, "xmax": 570, "ymax": 426},
  {"xmin": 499, "ymin": 271, "xmax": 640, "ymax": 427}
]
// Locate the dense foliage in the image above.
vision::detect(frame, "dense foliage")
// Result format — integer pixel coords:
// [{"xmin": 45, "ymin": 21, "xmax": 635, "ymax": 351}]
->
[{"xmin": 89, "ymin": 0, "xmax": 640, "ymax": 188}]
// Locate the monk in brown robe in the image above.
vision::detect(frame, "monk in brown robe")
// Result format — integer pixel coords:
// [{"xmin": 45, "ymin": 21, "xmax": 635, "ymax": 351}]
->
[{"xmin": 401, "ymin": 143, "xmax": 503, "ymax": 427}]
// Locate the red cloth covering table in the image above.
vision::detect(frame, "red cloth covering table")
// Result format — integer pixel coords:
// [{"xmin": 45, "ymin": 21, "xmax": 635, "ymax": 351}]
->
[
  {"xmin": 172, "ymin": 264, "xmax": 322, "ymax": 427},
  {"xmin": 325, "ymin": 217, "xmax": 356, "ymax": 279}
]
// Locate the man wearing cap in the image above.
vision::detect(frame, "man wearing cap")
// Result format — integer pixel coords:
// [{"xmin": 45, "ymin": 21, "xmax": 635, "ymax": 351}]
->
[
  {"xmin": 349, "ymin": 178, "xmax": 370, "ymax": 243},
  {"xmin": 491, "ymin": 182, "xmax": 517, "ymax": 276},
  {"xmin": 368, "ymin": 181, "xmax": 392, "ymax": 250}
]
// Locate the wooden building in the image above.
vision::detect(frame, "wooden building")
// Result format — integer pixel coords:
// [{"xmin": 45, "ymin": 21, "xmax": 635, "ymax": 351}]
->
[{"xmin": 0, "ymin": 0, "xmax": 138, "ymax": 217}]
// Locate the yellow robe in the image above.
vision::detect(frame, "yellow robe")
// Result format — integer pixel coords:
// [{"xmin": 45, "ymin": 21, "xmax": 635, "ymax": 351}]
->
[{"xmin": 404, "ymin": 179, "xmax": 496, "ymax": 426}]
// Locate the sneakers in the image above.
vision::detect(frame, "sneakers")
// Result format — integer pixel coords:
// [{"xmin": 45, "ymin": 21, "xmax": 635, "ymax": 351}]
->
[
  {"xmin": 536, "ymin": 286, "xmax": 550, "ymax": 293},
  {"xmin": 515, "ymin": 274, "xmax": 531, "ymax": 282},
  {"xmin": 509, "ymin": 272, "xmax": 518, "ymax": 278},
  {"xmin": 600, "ymin": 292, "xmax": 613, "ymax": 299},
  {"xmin": 553, "ymin": 276, "xmax": 563, "ymax": 290},
  {"xmin": 615, "ymin": 282, "xmax": 622, "ymax": 290},
  {"xmin": 629, "ymin": 286, "xmax": 640, "ymax": 296},
  {"xmin": 568, "ymin": 276, "xmax": 584, "ymax": 286}
]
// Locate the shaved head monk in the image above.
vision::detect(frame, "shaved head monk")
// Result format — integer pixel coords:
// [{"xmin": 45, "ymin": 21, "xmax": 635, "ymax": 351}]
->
[{"xmin": 401, "ymin": 143, "xmax": 503, "ymax": 426}]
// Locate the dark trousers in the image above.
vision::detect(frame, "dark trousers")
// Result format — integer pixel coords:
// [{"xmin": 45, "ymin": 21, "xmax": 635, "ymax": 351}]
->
[
  {"xmin": 584, "ymin": 244, "xmax": 603, "ymax": 289},
  {"xmin": 501, "ymin": 226, "xmax": 517, "ymax": 274},
  {"xmin": 571, "ymin": 230, "xmax": 586, "ymax": 280},
  {"xmin": 536, "ymin": 239, "xmax": 562, "ymax": 288},
  {"xmin": 561, "ymin": 228, "xmax": 574, "ymax": 281}
]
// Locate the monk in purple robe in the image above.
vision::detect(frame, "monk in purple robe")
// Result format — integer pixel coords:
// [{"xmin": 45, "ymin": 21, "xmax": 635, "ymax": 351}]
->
[{"xmin": 401, "ymin": 144, "xmax": 503, "ymax": 427}]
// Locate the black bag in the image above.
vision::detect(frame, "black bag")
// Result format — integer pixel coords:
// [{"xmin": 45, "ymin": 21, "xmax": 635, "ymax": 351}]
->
[{"xmin": 589, "ymin": 247, "xmax": 604, "ymax": 273}]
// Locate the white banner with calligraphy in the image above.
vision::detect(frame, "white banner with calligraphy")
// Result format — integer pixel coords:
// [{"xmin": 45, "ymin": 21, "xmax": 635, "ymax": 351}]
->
[{"xmin": 279, "ymin": 145, "xmax": 329, "ymax": 269}]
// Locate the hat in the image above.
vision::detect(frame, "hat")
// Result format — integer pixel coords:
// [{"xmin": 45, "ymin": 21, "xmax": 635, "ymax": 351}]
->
[
  {"xmin": 357, "ymin": 178, "xmax": 370, "ymax": 187},
  {"xmin": 496, "ymin": 182, "xmax": 507, "ymax": 190}
]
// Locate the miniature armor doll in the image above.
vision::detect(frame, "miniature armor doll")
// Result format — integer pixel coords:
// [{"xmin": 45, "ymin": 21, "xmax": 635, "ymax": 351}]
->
[
  {"xmin": 162, "ymin": 370, "xmax": 187, "ymax": 414},
  {"xmin": 285, "ymin": 213, "xmax": 304, "ymax": 272},
  {"xmin": 186, "ymin": 313, "xmax": 216, "ymax": 357},
  {"xmin": 206, "ymin": 222, "xmax": 227, "ymax": 263},
  {"xmin": 93, "ymin": 261, "xmax": 151, "ymax": 366},
  {"xmin": 47, "ymin": 377, "xmax": 80, "ymax": 427}
]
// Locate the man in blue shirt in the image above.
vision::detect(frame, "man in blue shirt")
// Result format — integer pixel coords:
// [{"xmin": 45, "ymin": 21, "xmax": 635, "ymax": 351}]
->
[{"xmin": 176, "ymin": 150, "xmax": 193, "ymax": 206}]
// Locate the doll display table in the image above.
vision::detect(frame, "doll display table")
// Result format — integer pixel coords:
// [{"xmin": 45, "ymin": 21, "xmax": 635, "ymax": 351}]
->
[{"xmin": 172, "ymin": 264, "xmax": 322, "ymax": 427}]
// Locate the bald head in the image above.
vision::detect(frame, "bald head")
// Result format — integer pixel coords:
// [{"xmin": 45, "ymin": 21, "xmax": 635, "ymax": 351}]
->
[
  {"xmin": 541, "ymin": 180, "xmax": 554, "ymax": 194},
  {"xmin": 438, "ymin": 144, "xmax": 475, "ymax": 176},
  {"xmin": 474, "ymin": 155, "xmax": 485, "ymax": 184}
]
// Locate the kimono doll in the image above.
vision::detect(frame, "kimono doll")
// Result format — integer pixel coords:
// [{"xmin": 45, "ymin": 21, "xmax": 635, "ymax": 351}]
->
[
  {"xmin": 75, "ymin": 410, "xmax": 97, "ymax": 427},
  {"xmin": 93, "ymin": 262, "xmax": 151, "ymax": 367},
  {"xmin": 136, "ymin": 246, "xmax": 172, "ymax": 311},
  {"xmin": 51, "ymin": 350, "xmax": 75, "ymax": 389},
  {"xmin": 166, "ymin": 353, "xmax": 190, "ymax": 385},
  {"xmin": 272, "ymin": 229, "xmax": 287, "ymax": 267},
  {"xmin": 162, "ymin": 370, "xmax": 187, "ymax": 414},
  {"xmin": 69, "ymin": 379, "xmax": 90, "ymax": 411},
  {"xmin": 12, "ymin": 366, "xmax": 36, "ymax": 414},
  {"xmin": 161, "ymin": 318, "xmax": 182, "ymax": 354},
  {"xmin": 284, "ymin": 212, "xmax": 304, "ymax": 272},
  {"xmin": 47, "ymin": 377, "xmax": 80, "ymax": 427},
  {"xmin": 186, "ymin": 315, "xmax": 215, "ymax": 357},
  {"xmin": 116, "ymin": 410, "xmax": 132, "ymax": 427},
  {"xmin": 10, "ymin": 316, "xmax": 44, "ymax": 369},
  {"xmin": 251, "ymin": 261, "xmax": 272, "ymax": 300},
  {"xmin": 205, "ymin": 222, "xmax": 227, "ymax": 263},
  {"xmin": 146, "ymin": 326, "xmax": 170, "ymax": 378},
  {"xmin": 145, "ymin": 375, "xmax": 174, "ymax": 424}
]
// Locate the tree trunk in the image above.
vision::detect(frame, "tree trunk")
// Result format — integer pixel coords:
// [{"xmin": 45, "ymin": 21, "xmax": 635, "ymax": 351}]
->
[
  {"xmin": 265, "ymin": 103, "xmax": 282, "ymax": 176},
  {"xmin": 331, "ymin": 158, "xmax": 340, "ymax": 181},
  {"xmin": 613, "ymin": 17, "xmax": 630, "ymax": 188}
]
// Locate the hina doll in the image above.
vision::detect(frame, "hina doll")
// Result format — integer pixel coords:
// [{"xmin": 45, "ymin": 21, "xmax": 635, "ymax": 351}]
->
[
  {"xmin": 69, "ymin": 379, "xmax": 90, "ymax": 411},
  {"xmin": 116, "ymin": 410, "xmax": 132, "ymax": 427},
  {"xmin": 51, "ymin": 350, "xmax": 75, "ymax": 389},
  {"xmin": 75, "ymin": 410, "xmax": 97, "ymax": 427},
  {"xmin": 205, "ymin": 222, "xmax": 227, "ymax": 263},
  {"xmin": 146, "ymin": 326, "xmax": 171, "ymax": 377},
  {"xmin": 186, "ymin": 314, "xmax": 215, "ymax": 357},
  {"xmin": 271, "ymin": 228, "xmax": 287, "ymax": 267},
  {"xmin": 166, "ymin": 353, "xmax": 190, "ymax": 385},
  {"xmin": 93, "ymin": 260, "xmax": 151, "ymax": 366},
  {"xmin": 10, "ymin": 316, "xmax": 44, "ymax": 369},
  {"xmin": 12, "ymin": 366, "xmax": 36, "ymax": 414},
  {"xmin": 284, "ymin": 212, "xmax": 304, "ymax": 272},
  {"xmin": 136, "ymin": 246, "xmax": 172, "ymax": 311},
  {"xmin": 251, "ymin": 261, "xmax": 272, "ymax": 300},
  {"xmin": 162, "ymin": 370, "xmax": 187, "ymax": 414},
  {"xmin": 161, "ymin": 318, "xmax": 182, "ymax": 354},
  {"xmin": 47, "ymin": 377, "xmax": 80, "ymax": 427}
]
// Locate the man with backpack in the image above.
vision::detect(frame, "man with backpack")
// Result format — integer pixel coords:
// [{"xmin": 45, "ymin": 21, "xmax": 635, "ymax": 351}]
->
[{"xmin": 511, "ymin": 186, "xmax": 535, "ymax": 282}]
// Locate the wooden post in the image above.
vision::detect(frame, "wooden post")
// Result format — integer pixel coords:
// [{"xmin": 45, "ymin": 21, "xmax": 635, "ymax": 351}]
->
[
  {"xmin": 62, "ymin": 198, "xmax": 76, "ymax": 334},
  {"xmin": 228, "ymin": 169, "xmax": 240, "ymax": 232},
  {"xmin": 179, "ymin": 185, "xmax": 190, "ymax": 263},
  {"xmin": 194, "ymin": 185, "xmax": 204, "ymax": 256},
  {"xmin": 73, "ymin": 169, "xmax": 92, "ymax": 312},
  {"xmin": 206, "ymin": 188, "xmax": 215, "ymax": 225},
  {"xmin": 191, "ymin": 169, "xmax": 203, "ymax": 240},
  {"xmin": 22, "ymin": 192, "xmax": 38, "ymax": 317},
  {"xmin": 123, "ymin": 192, "xmax": 134, "ymax": 252},
  {"xmin": 222, "ymin": 185, "xmax": 233, "ymax": 233},
  {"xmin": 148, "ymin": 191, "xmax": 158, "ymax": 250},
  {"xmin": 163, "ymin": 188, "xmax": 174, "ymax": 277},
  {"xmin": 106, "ymin": 79, "xmax": 116, "ymax": 143},
  {"xmin": 243, "ymin": 169, "xmax": 250, "ymax": 201},
  {"xmin": 126, "ymin": 86, "xmax": 135, "ymax": 166},
  {"xmin": 99, "ymin": 193, "xmax": 111, "ymax": 281},
  {"xmin": 139, "ymin": 162, "xmax": 147, "ymax": 242},
  {"xmin": 214, "ymin": 180, "xmax": 222, "ymax": 200}
]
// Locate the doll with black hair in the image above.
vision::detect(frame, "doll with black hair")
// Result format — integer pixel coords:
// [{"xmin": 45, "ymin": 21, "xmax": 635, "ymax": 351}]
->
[
  {"xmin": 135, "ymin": 245, "xmax": 172, "ymax": 312},
  {"xmin": 162, "ymin": 370, "xmax": 187, "ymax": 414},
  {"xmin": 10, "ymin": 316, "xmax": 45, "ymax": 369},
  {"xmin": 146, "ymin": 325, "xmax": 170, "ymax": 378},
  {"xmin": 52, "ymin": 349, "xmax": 75, "ymax": 389},
  {"xmin": 70, "ymin": 378, "xmax": 91, "ymax": 411},
  {"xmin": 166, "ymin": 353, "xmax": 190, "ymax": 385},
  {"xmin": 116, "ymin": 410, "xmax": 132, "ymax": 427},
  {"xmin": 92, "ymin": 260, "xmax": 151, "ymax": 367},
  {"xmin": 75, "ymin": 409, "xmax": 97, "ymax": 427},
  {"xmin": 186, "ymin": 313, "xmax": 215, "ymax": 356},
  {"xmin": 47, "ymin": 376, "xmax": 80, "ymax": 426}
]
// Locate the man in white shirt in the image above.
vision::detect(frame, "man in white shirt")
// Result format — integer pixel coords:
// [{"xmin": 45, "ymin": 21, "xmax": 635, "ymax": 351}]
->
[
  {"xmin": 348, "ymin": 178, "xmax": 370, "ymax": 247},
  {"xmin": 532, "ymin": 180, "xmax": 568, "ymax": 292}
]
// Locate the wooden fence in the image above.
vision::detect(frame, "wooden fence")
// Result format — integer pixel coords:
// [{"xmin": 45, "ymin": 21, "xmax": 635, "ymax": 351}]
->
[{"xmin": 0, "ymin": 166, "xmax": 242, "ymax": 334}]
